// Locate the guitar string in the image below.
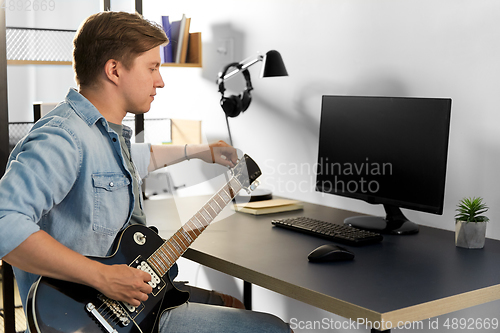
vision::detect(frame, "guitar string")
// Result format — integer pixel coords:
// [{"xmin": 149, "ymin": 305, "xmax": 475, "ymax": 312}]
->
[{"xmin": 148, "ymin": 180, "xmax": 243, "ymax": 276}]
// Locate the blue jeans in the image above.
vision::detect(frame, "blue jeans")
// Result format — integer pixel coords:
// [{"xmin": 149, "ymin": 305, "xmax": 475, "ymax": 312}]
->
[{"xmin": 161, "ymin": 283, "xmax": 291, "ymax": 332}]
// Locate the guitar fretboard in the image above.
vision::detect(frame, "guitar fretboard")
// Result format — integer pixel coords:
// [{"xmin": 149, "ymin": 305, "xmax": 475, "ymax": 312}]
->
[{"xmin": 147, "ymin": 177, "xmax": 242, "ymax": 277}]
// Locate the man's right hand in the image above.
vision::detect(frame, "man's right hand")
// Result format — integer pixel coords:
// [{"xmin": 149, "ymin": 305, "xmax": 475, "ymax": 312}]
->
[
  {"xmin": 3, "ymin": 230, "xmax": 153, "ymax": 307},
  {"xmin": 95, "ymin": 264, "xmax": 153, "ymax": 306}
]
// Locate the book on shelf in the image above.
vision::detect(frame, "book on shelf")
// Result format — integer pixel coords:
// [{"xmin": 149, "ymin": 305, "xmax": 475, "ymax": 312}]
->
[
  {"xmin": 233, "ymin": 199, "xmax": 304, "ymax": 215},
  {"xmin": 170, "ymin": 17, "xmax": 181, "ymax": 63},
  {"xmin": 161, "ymin": 14, "xmax": 201, "ymax": 65},
  {"xmin": 172, "ymin": 14, "xmax": 189, "ymax": 63},
  {"xmin": 186, "ymin": 32, "xmax": 201, "ymax": 64},
  {"xmin": 179, "ymin": 17, "xmax": 191, "ymax": 63},
  {"xmin": 161, "ymin": 16, "xmax": 173, "ymax": 63}
]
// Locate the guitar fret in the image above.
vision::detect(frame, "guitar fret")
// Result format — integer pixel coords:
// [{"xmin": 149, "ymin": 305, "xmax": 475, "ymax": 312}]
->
[
  {"xmin": 196, "ymin": 213, "xmax": 209, "ymax": 227},
  {"xmin": 192, "ymin": 216, "xmax": 205, "ymax": 230},
  {"xmin": 173, "ymin": 233, "xmax": 188, "ymax": 249},
  {"xmin": 162, "ymin": 244, "xmax": 175, "ymax": 265},
  {"xmin": 165, "ymin": 245, "xmax": 178, "ymax": 261},
  {"xmin": 202, "ymin": 207, "xmax": 214, "ymax": 220},
  {"xmin": 194, "ymin": 212, "xmax": 205, "ymax": 226},
  {"xmin": 155, "ymin": 255, "xmax": 168, "ymax": 275},
  {"xmin": 180, "ymin": 227, "xmax": 193, "ymax": 243},
  {"xmin": 220, "ymin": 189, "xmax": 230, "ymax": 203},
  {"xmin": 193, "ymin": 218, "xmax": 205, "ymax": 231},
  {"xmin": 185, "ymin": 220, "xmax": 198, "ymax": 234},
  {"xmin": 205, "ymin": 204, "xmax": 217, "ymax": 217},
  {"xmin": 200, "ymin": 210, "xmax": 211, "ymax": 224},
  {"xmin": 226, "ymin": 184, "xmax": 235, "ymax": 198},
  {"xmin": 230, "ymin": 178, "xmax": 242, "ymax": 192},
  {"xmin": 185, "ymin": 221, "xmax": 200, "ymax": 237},
  {"xmin": 154, "ymin": 249, "xmax": 169, "ymax": 271},
  {"xmin": 149, "ymin": 257, "xmax": 163, "ymax": 275},
  {"xmin": 209, "ymin": 201, "xmax": 221, "ymax": 214},
  {"xmin": 155, "ymin": 258, "xmax": 167, "ymax": 276},
  {"xmin": 159, "ymin": 246, "xmax": 173, "ymax": 265},
  {"xmin": 214, "ymin": 195, "xmax": 225, "ymax": 210},
  {"xmin": 169, "ymin": 240, "xmax": 182, "ymax": 256},
  {"xmin": 212, "ymin": 197, "xmax": 223, "ymax": 211},
  {"xmin": 157, "ymin": 249, "xmax": 171, "ymax": 269}
]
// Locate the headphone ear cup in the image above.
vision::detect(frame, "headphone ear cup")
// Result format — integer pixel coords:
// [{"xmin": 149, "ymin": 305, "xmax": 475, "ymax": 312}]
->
[
  {"xmin": 240, "ymin": 90, "xmax": 252, "ymax": 112},
  {"xmin": 221, "ymin": 95, "xmax": 242, "ymax": 118}
]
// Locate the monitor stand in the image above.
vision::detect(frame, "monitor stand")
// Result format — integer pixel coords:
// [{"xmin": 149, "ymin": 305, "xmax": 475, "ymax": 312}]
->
[{"xmin": 344, "ymin": 204, "xmax": 419, "ymax": 235}]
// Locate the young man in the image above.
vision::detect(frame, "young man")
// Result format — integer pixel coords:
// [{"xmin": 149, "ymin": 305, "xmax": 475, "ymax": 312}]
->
[{"xmin": 0, "ymin": 11, "xmax": 291, "ymax": 333}]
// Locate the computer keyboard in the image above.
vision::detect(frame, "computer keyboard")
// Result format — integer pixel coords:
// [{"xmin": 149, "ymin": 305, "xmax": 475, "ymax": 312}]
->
[{"xmin": 271, "ymin": 216, "xmax": 383, "ymax": 246}]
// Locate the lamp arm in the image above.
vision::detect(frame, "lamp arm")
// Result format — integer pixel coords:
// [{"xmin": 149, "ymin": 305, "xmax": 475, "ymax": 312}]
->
[{"xmin": 222, "ymin": 55, "xmax": 264, "ymax": 81}]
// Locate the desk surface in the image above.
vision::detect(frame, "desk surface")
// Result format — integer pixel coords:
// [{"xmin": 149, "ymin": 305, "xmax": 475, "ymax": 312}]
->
[{"xmin": 144, "ymin": 196, "xmax": 500, "ymax": 329}]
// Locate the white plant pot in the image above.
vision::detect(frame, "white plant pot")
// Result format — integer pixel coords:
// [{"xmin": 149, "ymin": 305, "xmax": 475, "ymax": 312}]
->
[{"xmin": 455, "ymin": 220, "xmax": 487, "ymax": 249}]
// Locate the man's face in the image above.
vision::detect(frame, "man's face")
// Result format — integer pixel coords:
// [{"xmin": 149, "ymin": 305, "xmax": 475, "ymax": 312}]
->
[{"xmin": 120, "ymin": 46, "xmax": 164, "ymax": 114}]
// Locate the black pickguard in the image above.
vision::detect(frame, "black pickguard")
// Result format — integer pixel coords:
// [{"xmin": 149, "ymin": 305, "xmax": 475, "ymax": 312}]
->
[{"xmin": 26, "ymin": 225, "xmax": 189, "ymax": 333}]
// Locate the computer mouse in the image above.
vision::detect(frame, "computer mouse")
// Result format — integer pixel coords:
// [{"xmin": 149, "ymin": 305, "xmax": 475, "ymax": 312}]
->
[{"xmin": 307, "ymin": 244, "xmax": 355, "ymax": 262}]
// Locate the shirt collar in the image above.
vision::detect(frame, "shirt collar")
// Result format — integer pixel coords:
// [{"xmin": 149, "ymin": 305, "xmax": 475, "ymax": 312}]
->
[{"xmin": 65, "ymin": 88, "xmax": 134, "ymax": 141}]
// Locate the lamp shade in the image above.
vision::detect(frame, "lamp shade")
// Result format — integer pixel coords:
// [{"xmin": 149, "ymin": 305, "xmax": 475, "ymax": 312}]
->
[{"xmin": 261, "ymin": 50, "xmax": 288, "ymax": 78}]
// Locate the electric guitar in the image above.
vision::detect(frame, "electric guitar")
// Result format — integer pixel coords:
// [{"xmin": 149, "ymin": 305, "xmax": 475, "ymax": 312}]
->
[{"xmin": 26, "ymin": 154, "xmax": 262, "ymax": 333}]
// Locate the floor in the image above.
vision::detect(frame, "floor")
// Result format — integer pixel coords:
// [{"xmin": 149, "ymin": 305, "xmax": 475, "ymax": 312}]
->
[{"xmin": 0, "ymin": 262, "xmax": 26, "ymax": 333}]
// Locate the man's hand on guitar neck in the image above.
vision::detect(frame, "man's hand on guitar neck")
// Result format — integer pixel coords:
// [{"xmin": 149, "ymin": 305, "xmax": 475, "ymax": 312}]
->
[{"xmin": 3, "ymin": 230, "xmax": 152, "ymax": 307}]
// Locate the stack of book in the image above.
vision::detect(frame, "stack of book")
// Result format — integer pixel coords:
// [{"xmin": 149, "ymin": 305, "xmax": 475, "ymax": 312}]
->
[
  {"xmin": 161, "ymin": 14, "xmax": 201, "ymax": 64},
  {"xmin": 233, "ymin": 199, "xmax": 304, "ymax": 215}
]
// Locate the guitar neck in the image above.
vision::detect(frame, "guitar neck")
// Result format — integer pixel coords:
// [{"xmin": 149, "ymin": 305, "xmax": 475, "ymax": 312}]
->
[{"xmin": 147, "ymin": 177, "xmax": 242, "ymax": 277}]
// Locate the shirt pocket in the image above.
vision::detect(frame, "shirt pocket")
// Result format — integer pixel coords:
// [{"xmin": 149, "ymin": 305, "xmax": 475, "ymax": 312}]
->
[{"xmin": 92, "ymin": 172, "xmax": 130, "ymax": 236}]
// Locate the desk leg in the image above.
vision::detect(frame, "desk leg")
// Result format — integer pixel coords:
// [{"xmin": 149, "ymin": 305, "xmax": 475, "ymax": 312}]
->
[
  {"xmin": 1, "ymin": 262, "xmax": 16, "ymax": 333},
  {"xmin": 243, "ymin": 281, "xmax": 252, "ymax": 310}
]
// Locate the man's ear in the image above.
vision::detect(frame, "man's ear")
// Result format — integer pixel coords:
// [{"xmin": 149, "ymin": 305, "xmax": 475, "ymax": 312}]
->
[{"xmin": 103, "ymin": 59, "xmax": 121, "ymax": 85}]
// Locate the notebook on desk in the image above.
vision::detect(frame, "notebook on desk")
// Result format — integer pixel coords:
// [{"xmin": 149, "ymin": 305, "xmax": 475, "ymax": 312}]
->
[{"xmin": 233, "ymin": 199, "xmax": 304, "ymax": 215}]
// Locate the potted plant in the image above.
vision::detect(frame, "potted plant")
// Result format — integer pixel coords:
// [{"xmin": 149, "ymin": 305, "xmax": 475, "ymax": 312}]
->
[{"xmin": 455, "ymin": 196, "xmax": 489, "ymax": 249}]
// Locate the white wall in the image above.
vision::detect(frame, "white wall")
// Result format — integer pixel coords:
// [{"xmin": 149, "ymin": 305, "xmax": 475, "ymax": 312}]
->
[
  {"xmin": 7, "ymin": 1, "xmax": 500, "ymax": 332},
  {"xmin": 144, "ymin": 0, "xmax": 500, "ymax": 236}
]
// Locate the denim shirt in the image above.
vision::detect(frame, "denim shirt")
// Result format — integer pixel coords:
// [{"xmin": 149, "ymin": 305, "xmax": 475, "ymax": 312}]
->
[{"xmin": 0, "ymin": 88, "xmax": 152, "ymax": 308}]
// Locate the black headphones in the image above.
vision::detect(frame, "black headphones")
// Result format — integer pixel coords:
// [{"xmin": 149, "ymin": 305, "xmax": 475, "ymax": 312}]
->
[{"xmin": 218, "ymin": 62, "xmax": 253, "ymax": 118}]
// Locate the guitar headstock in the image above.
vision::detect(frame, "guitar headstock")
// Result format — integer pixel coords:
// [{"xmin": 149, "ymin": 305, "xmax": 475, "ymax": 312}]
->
[{"xmin": 232, "ymin": 154, "xmax": 262, "ymax": 192}]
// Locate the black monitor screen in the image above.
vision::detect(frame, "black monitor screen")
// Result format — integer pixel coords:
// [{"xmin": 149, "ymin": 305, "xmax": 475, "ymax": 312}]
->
[{"xmin": 316, "ymin": 95, "xmax": 451, "ymax": 233}]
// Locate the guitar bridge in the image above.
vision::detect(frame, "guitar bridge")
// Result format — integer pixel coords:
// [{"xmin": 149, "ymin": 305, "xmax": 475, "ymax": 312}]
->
[{"xmin": 86, "ymin": 301, "xmax": 129, "ymax": 333}]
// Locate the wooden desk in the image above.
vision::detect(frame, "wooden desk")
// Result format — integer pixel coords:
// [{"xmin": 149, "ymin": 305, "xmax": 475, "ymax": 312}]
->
[{"xmin": 144, "ymin": 196, "xmax": 500, "ymax": 332}]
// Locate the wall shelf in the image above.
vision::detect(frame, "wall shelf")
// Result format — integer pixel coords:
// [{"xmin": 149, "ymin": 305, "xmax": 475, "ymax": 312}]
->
[
  {"xmin": 7, "ymin": 60, "xmax": 72, "ymax": 65},
  {"xmin": 162, "ymin": 61, "xmax": 201, "ymax": 68},
  {"xmin": 7, "ymin": 61, "xmax": 202, "ymax": 67},
  {"xmin": 6, "ymin": 27, "xmax": 202, "ymax": 68}
]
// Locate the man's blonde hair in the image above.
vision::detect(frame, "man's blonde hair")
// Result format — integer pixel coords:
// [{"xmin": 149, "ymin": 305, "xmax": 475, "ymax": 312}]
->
[{"xmin": 73, "ymin": 11, "xmax": 168, "ymax": 87}]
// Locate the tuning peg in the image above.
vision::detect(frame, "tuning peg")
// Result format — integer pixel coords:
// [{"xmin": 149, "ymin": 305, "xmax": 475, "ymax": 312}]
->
[{"xmin": 249, "ymin": 180, "xmax": 260, "ymax": 191}]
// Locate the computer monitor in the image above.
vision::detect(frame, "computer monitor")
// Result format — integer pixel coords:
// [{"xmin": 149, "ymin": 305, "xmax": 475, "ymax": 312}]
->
[{"xmin": 315, "ymin": 95, "xmax": 452, "ymax": 235}]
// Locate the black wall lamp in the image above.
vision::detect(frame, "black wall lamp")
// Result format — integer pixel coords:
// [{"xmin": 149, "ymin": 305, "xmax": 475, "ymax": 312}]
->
[{"xmin": 217, "ymin": 50, "xmax": 288, "ymax": 145}]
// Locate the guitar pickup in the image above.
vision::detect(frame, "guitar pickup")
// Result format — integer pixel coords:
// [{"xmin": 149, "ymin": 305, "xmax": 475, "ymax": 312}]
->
[{"xmin": 130, "ymin": 255, "xmax": 166, "ymax": 297}]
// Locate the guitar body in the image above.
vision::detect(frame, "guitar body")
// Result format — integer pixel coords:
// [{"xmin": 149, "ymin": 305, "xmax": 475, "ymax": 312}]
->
[
  {"xmin": 26, "ymin": 154, "xmax": 262, "ymax": 333},
  {"xmin": 26, "ymin": 225, "xmax": 189, "ymax": 333}
]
